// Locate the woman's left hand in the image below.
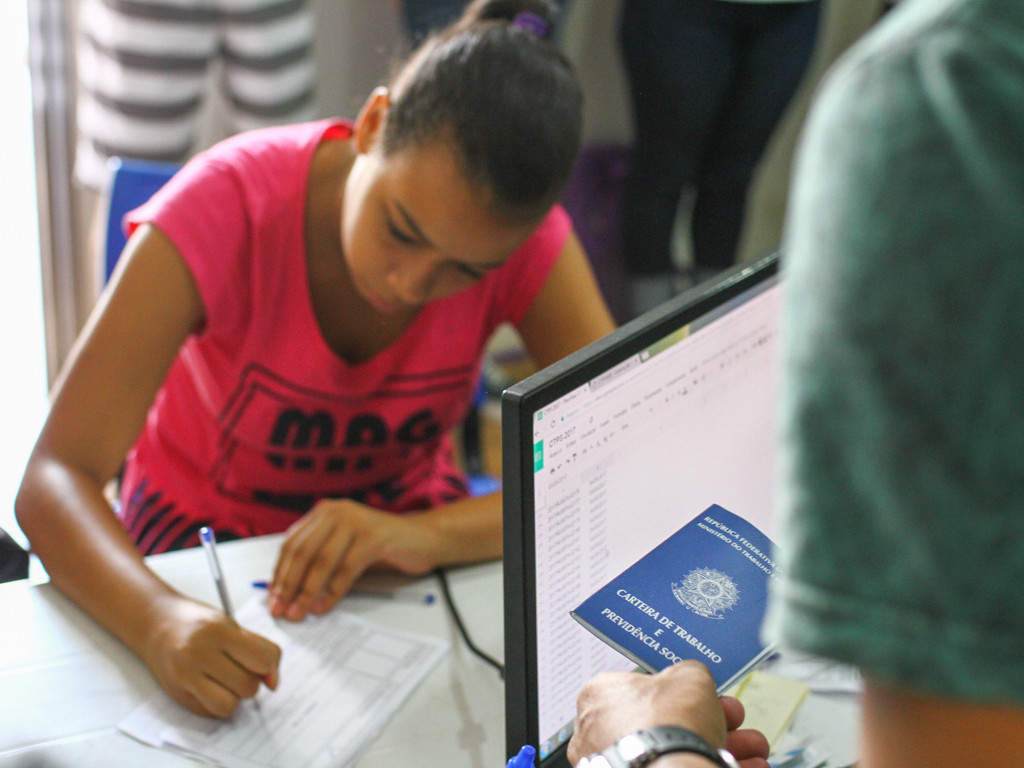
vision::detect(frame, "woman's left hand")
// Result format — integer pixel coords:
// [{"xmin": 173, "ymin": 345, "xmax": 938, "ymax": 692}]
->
[{"xmin": 267, "ymin": 498, "xmax": 442, "ymax": 620}]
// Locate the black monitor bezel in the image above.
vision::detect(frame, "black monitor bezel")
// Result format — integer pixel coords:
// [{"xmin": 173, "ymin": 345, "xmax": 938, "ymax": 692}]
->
[{"xmin": 501, "ymin": 253, "xmax": 780, "ymax": 766}]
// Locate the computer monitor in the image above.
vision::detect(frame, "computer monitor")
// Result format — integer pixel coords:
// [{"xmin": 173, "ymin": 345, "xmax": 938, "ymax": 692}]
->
[{"xmin": 502, "ymin": 253, "xmax": 782, "ymax": 766}]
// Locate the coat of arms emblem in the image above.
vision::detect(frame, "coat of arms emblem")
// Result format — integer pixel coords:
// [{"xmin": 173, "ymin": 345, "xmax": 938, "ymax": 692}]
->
[{"xmin": 672, "ymin": 568, "xmax": 740, "ymax": 619}]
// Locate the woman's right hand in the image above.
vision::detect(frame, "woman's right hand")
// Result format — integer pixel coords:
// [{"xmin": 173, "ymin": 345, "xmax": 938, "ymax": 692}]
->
[
  {"xmin": 141, "ymin": 594, "xmax": 281, "ymax": 717},
  {"xmin": 14, "ymin": 224, "xmax": 280, "ymax": 720}
]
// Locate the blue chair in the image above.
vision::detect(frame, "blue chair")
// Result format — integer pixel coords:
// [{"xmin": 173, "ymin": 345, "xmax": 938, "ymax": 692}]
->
[
  {"xmin": 0, "ymin": 527, "xmax": 29, "ymax": 583},
  {"xmin": 463, "ymin": 377, "xmax": 501, "ymax": 496},
  {"xmin": 101, "ymin": 157, "xmax": 180, "ymax": 284}
]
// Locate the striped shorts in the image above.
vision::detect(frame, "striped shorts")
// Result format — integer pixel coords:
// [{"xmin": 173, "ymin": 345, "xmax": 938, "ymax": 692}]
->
[{"xmin": 75, "ymin": 0, "xmax": 316, "ymax": 188}]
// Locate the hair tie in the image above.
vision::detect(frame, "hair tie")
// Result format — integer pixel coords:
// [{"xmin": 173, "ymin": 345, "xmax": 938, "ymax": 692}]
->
[{"xmin": 512, "ymin": 11, "xmax": 549, "ymax": 39}]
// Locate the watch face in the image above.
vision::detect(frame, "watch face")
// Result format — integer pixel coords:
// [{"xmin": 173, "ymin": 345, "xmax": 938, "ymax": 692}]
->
[
  {"xmin": 616, "ymin": 734, "xmax": 648, "ymax": 762},
  {"xmin": 613, "ymin": 727, "xmax": 729, "ymax": 768},
  {"xmin": 577, "ymin": 728, "xmax": 736, "ymax": 768}
]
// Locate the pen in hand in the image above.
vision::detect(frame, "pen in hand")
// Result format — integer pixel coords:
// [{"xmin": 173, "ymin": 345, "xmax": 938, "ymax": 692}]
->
[
  {"xmin": 199, "ymin": 526, "xmax": 234, "ymax": 619},
  {"xmin": 199, "ymin": 526, "xmax": 274, "ymax": 713}
]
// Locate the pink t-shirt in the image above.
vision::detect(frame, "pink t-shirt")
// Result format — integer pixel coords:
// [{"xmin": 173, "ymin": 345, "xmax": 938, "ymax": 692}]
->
[{"xmin": 119, "ymin": 119, "xmax": 568, "ymax": 554}]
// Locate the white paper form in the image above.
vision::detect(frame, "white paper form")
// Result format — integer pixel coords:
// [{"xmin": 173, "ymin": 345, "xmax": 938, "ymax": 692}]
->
[{"xmin": 119, "ymin": 593, "xmax": 449, "ymax": 768}]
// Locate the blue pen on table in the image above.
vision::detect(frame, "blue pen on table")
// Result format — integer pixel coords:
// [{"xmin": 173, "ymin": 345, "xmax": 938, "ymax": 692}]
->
[
  {"xmin": 251, "ymin": 580, "xmax": 436, "ymax": 604},
  {"xmin": 199, "ymin": 526, "xmax": 234, "ymax": 618},
  {"xmin": 506, "ymin": 744, "xmax": 536, "ymax": 768},
  {"xmin": 768, "ymin": 747, "xmax": 809, "ymax": 768}
]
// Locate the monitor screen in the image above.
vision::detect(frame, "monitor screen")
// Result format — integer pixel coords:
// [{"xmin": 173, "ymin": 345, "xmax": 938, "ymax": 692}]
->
[{"xmin": 502, "ymin": 254, "xmax": 781, "ymax": 766}]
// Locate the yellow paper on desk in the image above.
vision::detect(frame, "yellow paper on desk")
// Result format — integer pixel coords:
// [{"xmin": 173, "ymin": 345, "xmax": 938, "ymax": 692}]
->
[{"xmin": 732, "ymin": 670, "xmax": 810, "ymax": 751}]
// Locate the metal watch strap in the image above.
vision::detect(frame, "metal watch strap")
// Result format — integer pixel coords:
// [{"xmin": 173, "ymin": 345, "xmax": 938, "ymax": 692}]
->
[{"xmin": 576, "ymin": 726, "xmax": 740, "ymax": 768}]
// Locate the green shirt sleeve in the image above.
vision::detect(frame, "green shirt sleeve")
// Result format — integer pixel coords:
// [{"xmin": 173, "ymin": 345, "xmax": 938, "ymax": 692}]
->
[{"xmin": 767, "ymin": 0, "xmax": 1024, "ymax": 705}]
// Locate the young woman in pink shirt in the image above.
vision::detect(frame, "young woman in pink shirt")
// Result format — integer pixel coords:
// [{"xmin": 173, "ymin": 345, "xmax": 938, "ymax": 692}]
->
[{"xmin": 17, "ymin": 0, "xmax": 615, "ymax": 718}]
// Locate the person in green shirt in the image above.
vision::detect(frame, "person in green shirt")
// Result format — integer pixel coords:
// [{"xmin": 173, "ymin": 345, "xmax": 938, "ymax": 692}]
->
[{"xmin": 569, "ymin": 1, "xmax": 1024, "ymax": 766}]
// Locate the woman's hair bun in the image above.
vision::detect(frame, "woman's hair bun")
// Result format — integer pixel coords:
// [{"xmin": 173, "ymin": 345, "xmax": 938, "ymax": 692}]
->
[{"xmin": 455, "ymin": 0, "xmax": 560, "ymax": 41}]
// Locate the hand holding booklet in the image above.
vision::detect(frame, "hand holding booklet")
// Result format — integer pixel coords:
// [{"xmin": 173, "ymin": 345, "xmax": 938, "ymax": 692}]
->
[{"xmin": 570, "ymin": 504, "xmax": 778, "ymax": 693}]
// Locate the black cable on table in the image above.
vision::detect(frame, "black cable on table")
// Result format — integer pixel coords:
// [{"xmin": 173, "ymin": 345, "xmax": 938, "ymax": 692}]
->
[{"xmin": 434, "ymin": 567, "xmax": 505, "ymax": 680}]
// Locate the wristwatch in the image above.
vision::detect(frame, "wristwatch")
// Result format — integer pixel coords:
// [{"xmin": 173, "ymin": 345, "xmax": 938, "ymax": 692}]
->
[{"xmin": 575, "ymin": 726, "xmax": 740, "ymax": 768}]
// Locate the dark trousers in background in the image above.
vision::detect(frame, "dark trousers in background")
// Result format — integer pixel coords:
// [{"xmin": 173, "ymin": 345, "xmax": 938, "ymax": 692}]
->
[
  {"xmin": 619, "ymin": 0, "xmax": 821, "ymax": 276},
  {"xmin": 400, "ymin": 0, "xmax": 467, "ymax": 43}
]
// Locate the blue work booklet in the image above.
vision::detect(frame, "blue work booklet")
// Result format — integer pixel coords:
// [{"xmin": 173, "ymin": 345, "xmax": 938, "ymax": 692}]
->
[{"xmin": 570, "ymin": 504, "xmax": 778, "ymax": 693}]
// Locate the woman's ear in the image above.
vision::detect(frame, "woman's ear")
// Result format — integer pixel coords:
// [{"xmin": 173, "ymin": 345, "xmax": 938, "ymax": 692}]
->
[{"xmin": 353, "ymin": 87, "xmax": 391, "ymax": 154}]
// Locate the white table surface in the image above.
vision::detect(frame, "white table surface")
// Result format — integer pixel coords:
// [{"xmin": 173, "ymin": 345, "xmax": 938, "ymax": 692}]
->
[
  {"xmin": 0, "ymin": 535, "xmax": 860, "ymax": 768},
  {"xmin": 0, "ymin": 535, "xmax": 506, "ymax": 768}
]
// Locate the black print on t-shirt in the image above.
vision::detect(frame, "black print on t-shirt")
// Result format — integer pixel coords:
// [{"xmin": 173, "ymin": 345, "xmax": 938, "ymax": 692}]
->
[
  {"xmin": 212, "ymin": 362, "xmax": 475, "ymax": 512},
  {"xmin": 265, "ymin": 407, "xmax": 441, "ymax": 473}
]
